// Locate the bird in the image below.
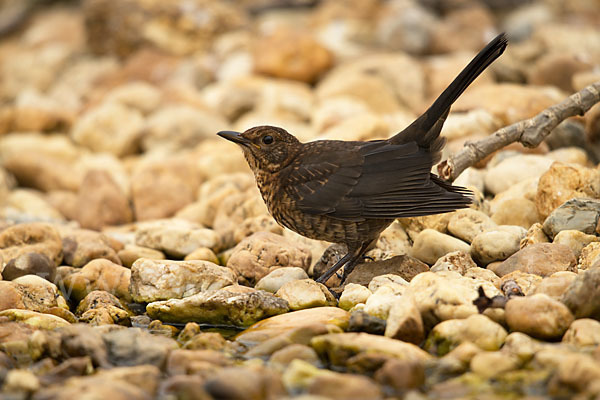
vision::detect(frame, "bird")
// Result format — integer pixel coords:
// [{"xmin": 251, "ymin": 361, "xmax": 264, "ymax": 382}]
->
[{"xmin": 218, "ymin": 33, "xmax": 508, "ymax": 285}]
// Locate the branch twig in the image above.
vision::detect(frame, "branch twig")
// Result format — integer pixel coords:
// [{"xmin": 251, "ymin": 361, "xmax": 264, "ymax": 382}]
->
[{"xmin": 438, "ymin": 81, "xmax": 600, "ymax": 182}]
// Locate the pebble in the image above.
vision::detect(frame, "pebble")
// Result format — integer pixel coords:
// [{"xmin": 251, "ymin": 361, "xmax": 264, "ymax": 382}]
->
[
  {"xmin": 490, "ymin": 243, "xmax": 577, "ymax": 277},
  {"xmin": 134, "ymin": 219, "xmax": 219, "ymax": 258},
  {"xmin": 561, "ymin": 267, "xmax": 600, "ymax": 319},
  {"xmin": 470, "ymin": 351, "xmax": 520, "ymax": 379},
  {"xmin": 425, "ymin": 314, "xmax": 508, "ymax": 355},
  {"xmin": 410, "ymin": 229, "xmax": 470, "ymax": 265},
  {"xmin": 0, "ymin": 223, "xmax": 63, "ymax": 267},
  {"xmin": 430, "ymin": 251, "xmax": 477, "ymax": 274},
  {"xmin": 484, "ymin": 154, "xmax": 554, "ymax": 195},
  {"xmin": 146, "ymin": 286, "xmax": 289, "ymax": 327},
  {"xmin": 505, "ymin": 294, "xmax": 574, "ymax": 340},
  {"xmin": 117, "ymin": 244, "xmax": 165, "ymax": 268},
  {"xmin": 578, "ymin": 242, "xmax": 600, "ymax": 270},
  {"xmin": 535, "ymin": 162, "xmax": 600, "ymax": 219},
  {"xmin": 562, "ymin": 318, "xmax": 600, "ymax": 348},
  {"xmin": 255, "ymin": 267, "xmax": 309, "ymax": 293},
  {"xmin": 542, "ymin": 198, "xmax": 600, "ymax": 239},
  {"xmin": 338, "ymin": 283, "xmax": 372, "ymax": 311},
  {"xmin": 61, "ymin": 228, "xmax": 122, "ymax": 267},
  {"xmin": 470, "ymin": 225, "xmax": 526, "ymax": 265},
  {"xmin": 2, "ymin": 252, "xmax": 56, "ymax": 282},
  {"xmin": 532, "ymin": 271, "xmax": 578, "ymax": 299},
  {"xmin": 346, "ymin": 254, "xmax": 429, "ymax": 286},
  {"xmin": 447, "ymin": 209, "xmax": 497, "ymax": 243},
  {"xmin": 384, "ymin": 295, "xmax": 424, "ymax": 344},
  {"xmin": 129, "ymin": 258, "xmax": 236, "ymax": 303},
  {"xmin": 226, "ymin": 232, "xmax": 311, "ymax": 286},
  {"xmin": 275, "ymin": 279, "xmax": 336, "ymax": 311}
]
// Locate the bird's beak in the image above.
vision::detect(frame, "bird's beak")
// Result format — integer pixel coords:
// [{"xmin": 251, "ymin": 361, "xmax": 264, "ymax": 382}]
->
[{"xmin": 217, "ymin": 131, "xmax": 250, "ymax": 146}]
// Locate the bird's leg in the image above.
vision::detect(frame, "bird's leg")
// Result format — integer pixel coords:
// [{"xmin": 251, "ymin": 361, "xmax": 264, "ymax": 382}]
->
[
  {"xmin": 338, "ymin": 241, "xmax": 373, "ymax": 285},
  {"xmin": 315, "ymin": 248, "xmax": 360, "ymax": 284}
]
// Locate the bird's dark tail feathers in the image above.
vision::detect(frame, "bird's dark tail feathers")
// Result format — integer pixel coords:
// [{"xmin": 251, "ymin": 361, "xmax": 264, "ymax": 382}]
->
[{"xmin": 391, "ymin": 33, "xmax": 508, "ymax": 148}]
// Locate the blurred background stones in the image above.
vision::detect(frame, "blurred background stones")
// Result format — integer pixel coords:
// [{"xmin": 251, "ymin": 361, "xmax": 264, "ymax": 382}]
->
[{"xmin": 0, "ymin": 0, "xmax": 599, "ymax": 399}]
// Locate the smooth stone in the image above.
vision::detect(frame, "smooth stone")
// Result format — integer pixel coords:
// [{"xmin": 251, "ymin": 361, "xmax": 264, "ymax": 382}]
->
[
  {"xmin": 367, "ymin": 274, "xmax": 409, "ymax": 293},
  {"xmin": 306, "ymin": 369, "xmax": 383, "ymax": 400},
  {"xmin": 232, "ymin": 214, "xmax": 283, "ymax": 245},
  {"xmin": 244, "ymin": 324, "xmax": 338, "ymax": 359},
  {"xmin": 532, "ymin": 271, "xmax": 578, "ymax": 299},
  {"xmin": 235, "ymin": 307, "xmax": 350, "ymax": 347},
  {"xmin": 255, "ymin": 267, "xmax": 309, "ymax": 293},
  {"xmin": 117, "ymin": 244, "xmax": 165, "ymax": 268},
  {"xmin": 368, "ymin": 220, "xmax": 412, "ymax": 259},
  {"xmin": 338, "ymin": 284, "xmax": 372, "ymax": 311},
  {"xmin": 505, "ymin": 294, "xmax": 574, "ymax": 340},
  {"xmin": 135, "ymin": 219, "xmax": 219, "ymax": 258},
  {"xmin": 484, "ymin": 155, "xmax": 553, "ymax": 195},
  {"xmin": 347, "ymin": 310, "xmax": 386, "ymax": 335},
  {"xmin": 490, "ymin": 243, "xmax": 577, "ymax": 277},
  {"xmin": 447, "ymin": 209, "xmax": 497, "ymax": 243},
  {"xmin": 2, "ymin": 252, "xmax": 56, "ymax": 282},
  {"xmin": 270, "ymin": 344, "xmax": 321, "ymax": 368},
  {"xmin": 470, "ymin": 351, "xmax": 520, "ymax": 379},
  {"xmin": 1, "ymin": 275, "xmax": 67, "ymax": 313},
  {"xmin": 183, "ymin": 247, "xmax": 220, "ymax": 264},
  {"xmin": 562, "ymin": 318, "xmax": 600, "ymax": 348},
  {"xmin": 561, "ymin": 267, "xmax": 600, "ymax": 319},
  {"xmin": 204, "ymin": 365, "xmax": 286, "ymax": 400},
  {"xmin": 310, "ymin": 332, "xmax": 431, "ymax": 367},
  {"xmin": 543, "ymin": 198, "xmax": 600, "ymax": 239},
  {"xmin": 146, "ymin": 286, "xmax": 289, "ymax": 327},
  {"xmin": 491, "ymin": 197, "xmax": 541, "ymax": 229},
  {"xmin": 498, "ymin": 271, "xmax": 543, "ymax": 296},
  {"xmin": 501, "ymin": 332, "xmax": 542, "ymax": 364},
  {"xmin": 346, "ymin": 255, "xmax": 429, "ymax": 286},
  {"xmin": 363, "ymin": 285, "xmax": 404, "ymax": 320},
  {"xmin": 470, "ymin": 225, "xmax": 526, "ymax": 265},
  {"xmin": 226, "ymin": 232, "xmax": 311, "ymax": 286},
  {"xmin": 374, "ymin": 358, "xmax": 425, "ymax": 394},
  {"xmin": 553, "ymin": 230, "xmax": 600, "ymax": 258},
  {"xmin": 384, "ymin": 295, "xmax": 424, "ymax": 344},
  {"xmin": 129, "ymin": 258, "xmax": 236, "ymax": 303},
  {"xmin": 59, "ymin": 258, "xmax": 131, "ymax": 303},
  {"xmin": 276, "ymin": 279, "xmax": 336, "ymax": 311},
  {"xmin": 166, "ymin": 348, "xmax": 231, "ymax": 376},
  {"xmin": 410, "ymin": 229, "xmax": 470, "ymax": 265},
  {"xmin": 425, "ymin": 314, "xmax": 508, "ymax": 355}
]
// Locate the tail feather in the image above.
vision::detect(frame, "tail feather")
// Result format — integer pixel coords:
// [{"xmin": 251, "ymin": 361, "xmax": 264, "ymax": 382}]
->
[{"xmin": 391, "ymin": 33, "xmax": 508, "ymax": 148}]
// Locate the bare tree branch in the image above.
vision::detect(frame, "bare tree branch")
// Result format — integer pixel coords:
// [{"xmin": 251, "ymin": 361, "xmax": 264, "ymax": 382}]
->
[{"xmin": 438, "ymin": 81, "xmax": 600, "ymax": 182}]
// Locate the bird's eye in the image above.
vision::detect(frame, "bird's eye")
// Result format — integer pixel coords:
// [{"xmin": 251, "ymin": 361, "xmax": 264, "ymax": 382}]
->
[{"xmin": 262, "ymin": 135, "xmax": 274, "ymax": 145}]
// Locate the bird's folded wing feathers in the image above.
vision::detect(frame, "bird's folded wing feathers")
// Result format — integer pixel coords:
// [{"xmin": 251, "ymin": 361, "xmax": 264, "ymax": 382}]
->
[{"xmin": 283, "ymin": 141, "xmax": 472, "ymax": 221}]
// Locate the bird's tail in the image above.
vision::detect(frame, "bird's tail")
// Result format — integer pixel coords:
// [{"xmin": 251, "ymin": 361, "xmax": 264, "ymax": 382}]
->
[{"xmin": 391, "ymin": 33, "xmax": 508, "ymax": 148}]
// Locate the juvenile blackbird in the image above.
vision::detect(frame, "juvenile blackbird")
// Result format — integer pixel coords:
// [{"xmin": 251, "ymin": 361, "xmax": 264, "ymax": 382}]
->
[{"xmin": 218, "ymin": 33, "xmax": 507, "ymax": 284}]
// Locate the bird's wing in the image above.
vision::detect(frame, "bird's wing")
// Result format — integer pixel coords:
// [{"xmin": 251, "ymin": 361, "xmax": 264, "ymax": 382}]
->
[{"xmin": 283, "ymin": 140, "xmax": 471, "ymax": 221}]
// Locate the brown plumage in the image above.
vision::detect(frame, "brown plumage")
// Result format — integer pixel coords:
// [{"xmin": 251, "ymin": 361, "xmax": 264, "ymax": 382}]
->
[{"xmin": 218, "ymin": 33, "xmax": 508, "ymax": 284}]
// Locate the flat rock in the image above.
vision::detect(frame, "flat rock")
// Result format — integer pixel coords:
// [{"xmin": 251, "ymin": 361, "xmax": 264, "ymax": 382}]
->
[
  {"xmin": 235, "ymin": 307, "xmax": 350, "ymax": 347},
  {"xmin": 275, "ymin": 279, "xmax": 336, "ymax": 311},
  {"xmin": 425, "ymin": 314, "xmax": 508, "ymax": 355},
  {"xmin": 410, "ymin": 229, "xmax": 470, "ymax": 265},
  {"xmin": 505, "ymin": 294, "xmax": 574, "ymax": 340},
  {"xmin": 561, "ymin": 267, "xmax": 600, "ymax": 319},
  {"xmin": 135, "ymin": 219, "xmax": 219, "ymax": 258},
  {"xmin": 130, "ymin": 258, "xmax": 236, "ymax": 303},
  {"xmin": 346, "ymin": 254, "xmax": 429, "ymax": 286},
  {"xmin": 0, "ymin": 309, "xmax": 70, "ymax": 330},
  {"xmin": 146, "ymin": 286, "xmax": 289, "ymax": 327},
  {"xmin": 491, "ymin": 243, "xmax": 577, "ymax": 277},
  {"xmin": 542, "ymin": 198, "xmax": 600, "ymax": 239},
  {"xmin": 0, "ymin": 223, "xmax": 63, "ymax": 266},
  {"xmin": 226, "ymin": 232, "xmax": 311, "ymax": 286}
]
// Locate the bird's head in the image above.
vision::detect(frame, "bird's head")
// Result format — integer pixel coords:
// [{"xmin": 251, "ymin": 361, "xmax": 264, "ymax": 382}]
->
[{"xmin": 217, "ymin": 126, "xmax": 301, "ymax": 173}]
